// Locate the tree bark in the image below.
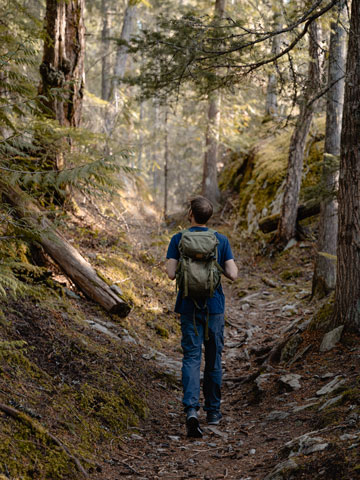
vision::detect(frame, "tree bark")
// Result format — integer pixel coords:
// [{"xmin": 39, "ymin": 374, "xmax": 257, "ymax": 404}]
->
[
  {"xmin": 259, "ymin": 201, "xmax": 320, "ymax": 234},
  {"xmin": 201, "ymin": 0, "xmax": 226, "ymax": 207},
  {"xmin": 1, "ymin": 183, "xmax": 131, "ymax": 317},
  {"xmin": 111, "ymin": 1, "xmax": 137, "ymax": 109},
  {"xmin": 101, "ymin": 0, "xmax": 112, "ymax": 101},
  {"xmin": 39, "ymin": 0, "xmax": 85, "ymax": 169},
  {"xmin": 332, "ymin": 0, "xmax": 360, "ymax": 331},
  {"xmin": 277, "ymin": 20, "xmax": 321, "ymax": 245},
  {"xmin": 164, "ymin": 109, "xmax": 169, "ymax": 218},
  {"xmin": 312, "ymin": 1, "xmax": 346, "ymax": 297},
  {"xmin": 265, "ymin": 8, "xmax": 282, "ymax": 119}
]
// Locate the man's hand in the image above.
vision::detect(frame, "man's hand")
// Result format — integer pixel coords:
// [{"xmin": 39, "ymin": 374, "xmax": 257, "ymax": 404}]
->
[
  {"xmin": 166, "ymin": 258, "xmax": 178, "ymax": 280},
  {"xmin": 224, "ymin": 259, "xmax": 238, "ymax": 281}
]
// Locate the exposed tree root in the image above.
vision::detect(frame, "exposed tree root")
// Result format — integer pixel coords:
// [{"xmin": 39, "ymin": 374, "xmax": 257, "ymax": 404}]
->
[{"xmin": 0, "ymin": 403, "xmax": 88, "ymax": 477}]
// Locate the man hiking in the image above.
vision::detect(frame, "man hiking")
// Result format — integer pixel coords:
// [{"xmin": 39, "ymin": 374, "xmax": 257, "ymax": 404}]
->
[{"xmin": 166, "ymin": 196, "xmax": 238, "ymax": 438}]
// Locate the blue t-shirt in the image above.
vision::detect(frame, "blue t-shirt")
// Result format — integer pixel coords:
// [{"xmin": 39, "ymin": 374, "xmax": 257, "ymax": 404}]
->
[{"xmin": 166, "ymin": 227, "xmax": 234, "ymax": 314}]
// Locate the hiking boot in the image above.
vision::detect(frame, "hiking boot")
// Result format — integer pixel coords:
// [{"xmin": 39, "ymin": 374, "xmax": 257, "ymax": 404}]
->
[
  {"xmin": 206, "ymin": 411, "xmax": 222, "ymax": 425},
  {"xmin": 186, "ymin": 408, "xmax": 203, "ymax": 438}
]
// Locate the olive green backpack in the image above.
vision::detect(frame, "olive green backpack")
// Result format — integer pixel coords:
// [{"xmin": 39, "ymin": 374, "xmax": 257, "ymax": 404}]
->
[{"xmin": 175, "ymin": 229, "xmax": 223, "ymax": 339}]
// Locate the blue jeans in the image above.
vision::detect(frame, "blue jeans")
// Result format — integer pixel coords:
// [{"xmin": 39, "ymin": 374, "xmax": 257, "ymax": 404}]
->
[{"xmin": 180, "ymin": 312, "xmax": 224, "ymax": 413}]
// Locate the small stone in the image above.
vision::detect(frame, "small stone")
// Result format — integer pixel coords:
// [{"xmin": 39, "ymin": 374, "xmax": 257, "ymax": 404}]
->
[
  {"xmin": 168, "ymin": 435, "xmax": 180, "ymax": 442},
  {"xmin": 65, "ymin": 288, "xmax": 80, "ymax": 299},
  {"xmin": 263, "ymin": 459, "xmax": 299, "ymax": 480},
  {"xmin": 279, "ymin": 374, "xmax": 302, "ymax": 391},
  {"xmin": 284, "ymin": 239, "xmax": 297, "ymax": 251},
  {"xmin": 321, "ymin": 372, "xmax": 336, "ymax": 379},
  {"xmin": 293, "ymin": 403, "xmax": 318, "ymax": 413},
  {"xmin": 207, "ymin": 443, "xmax": 217, "ymax": 447},
  {"xmin": 242, "ymin": 303, "xmax": 250, "ymax": 311},
  {"xmin": 320, "ymin": 325, "xmax": 344, "ymax": 352},
  {"xmin": 340, "ymin": 433, "xmax": 358, "ymax": 441},
  {"xmin": 249, "ymin": 448, "xmax": 256, "ymax": 454},
  {"xmin": 122, "ymin": 335, "xmax": 137, "ymax": 344},
  {"xmin": 131, "ymin": 434, "xmax": 143, "ymax": 440},
  {"xmin": 267, "ymin": 410, "xmax": 290, "ymax": 421}
]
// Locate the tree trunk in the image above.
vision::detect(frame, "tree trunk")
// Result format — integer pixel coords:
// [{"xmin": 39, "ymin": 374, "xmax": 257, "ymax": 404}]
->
[
  {"xmin": 164, "ymin": 109, "xmax": 169, "ymax": 218},
  {"xmin": 277, "ymin": 20, "xmax": 321, "ymax": 245},
  {"xmin": 101, "ymin": 0, "xmax": 112, "ymax": 101},
  {"xmin": 111, "ymin": 1, "xmax": 137, "ymax": 109},
  {"xmin": 201, "ymin": 0, "xmax": 226, "ymax": 207},
  {"xmin": 332, "ymin": 0, "xmax": 360, "ymax": 331},
  {"xmin": 312, "ymin": 1, "xmax": 346, "ymax": 297},
  {"xmin": 259, "ymin": 201, "xmax": 320, "ymax": 234},
  {"xmin": 1, "ymin": 183, "xmax": 131, "ymax": 317},
  {"xmin": 39, "ymin": 0, "xmax": 85, "ymax": 169},
  {"xmin": 265, "ymin": 9, "xmax": 282, "ymax": 119}
]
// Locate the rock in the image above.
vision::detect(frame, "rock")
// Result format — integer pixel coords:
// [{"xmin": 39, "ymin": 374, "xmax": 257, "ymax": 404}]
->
[
  {"xmin": 255, "ymin": 373, "xmax": 274, "ymax": 392},
  {"xmin": 320, "ymin": 325, "xmax": 344, "ymax": 352},
  {"xmin": 321, "ymin": 372, "xmax": 336, "ymax": 379},
  {"xmin": 316, "ymin": 376, "xmax": 346, "ymax": 396},
  {"xmin": 249, "ymin": 448, "xmax": 256, "ymax": 454},
  {"xmin": 262, "ymin": 277, "xmax": 278, "ymax": 288},
  {"xmin": 122, "ymin": 335, "xmax": 137, "ymax": 344},
  {"xmin": 284, "ymin": 433, "xmax": 329, "ymax": 457},
  {"xmin": 168, "ymin": 435, "xmax": 180, "ymax": 442},
  {"xmin": 318, "ymin": 394, "xmax": 343, "ymax": 411},
  {"xmin": 293, "ymin": 402, "xmax": 318, "ymax": 413},
  {"xmin": 340, "ymin": 433, "xmax": 359, "ymax": 441},
  {"xmin": 279, "ymin": 374, "xmax": 302, "ymax": 391},
  {"xmin": 346, "ymin": 412, "xmax": 359, "ymax": 426},
  {"xmin": 130, "ymin": 434, "xmax": 143, "ymax": 440},
  {"xmin": 267, "ymin": 410, "xmax": 290, "ymax": 421},
  {"xmin": 65, "ymin": 288, "xmax": 81, "ymax": 299},
  {"xmin": 242, "ymin": 303, "xmax": 250, "ymax": 311},
  {"xmin": 263, "ymin": 458, "xmax": 299, "ymax": 480},
  {"xmin": 284, "ymin": 239, "xmax": 297, "ymax": 251},
  {"xmin": 207, "ymin": 426, "xmax": 228, "ymax": 440}
]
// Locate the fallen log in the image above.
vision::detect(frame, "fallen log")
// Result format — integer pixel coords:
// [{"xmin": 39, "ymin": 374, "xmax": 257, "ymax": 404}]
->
[
  {"xmin": 259, "ymin": 201, "xmax": 320, "ymax": 234},
  {"xmin": 1, "ymin": 182, "xmax": 131, "ymax": 317}
]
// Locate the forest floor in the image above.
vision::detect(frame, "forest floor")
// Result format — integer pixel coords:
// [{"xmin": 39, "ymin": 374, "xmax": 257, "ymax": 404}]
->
[
  {"xmin": 86, "ymin": 200, "xmax": 360, "ymax": 480},
  {"xmin": 1, "ymin": 191, "xmax": 360, "ymax": 480}
]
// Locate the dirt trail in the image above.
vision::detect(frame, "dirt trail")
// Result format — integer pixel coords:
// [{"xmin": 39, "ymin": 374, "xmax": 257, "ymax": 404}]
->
[{"xmin": 94, "ymin": 219, "xmax": 327, "ymax": 480}]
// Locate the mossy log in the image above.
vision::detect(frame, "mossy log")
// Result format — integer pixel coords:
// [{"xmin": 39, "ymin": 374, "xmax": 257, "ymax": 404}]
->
[
  {"xmin": 259, "ymin": 201, "xmax": 320, "ymax": 233},
  {"xmin": 1, "ymin": 182, "xmax": 131, "ymax": 317}
]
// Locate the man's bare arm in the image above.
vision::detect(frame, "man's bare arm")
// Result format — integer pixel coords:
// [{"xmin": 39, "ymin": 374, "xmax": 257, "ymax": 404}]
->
[
  {"xmin": 166, "ymin": 258, "xmax": 178, "ymax": 280},
  {"xmin": 224, "ymin": 259, "xmax": 238, "ymax": 281}
]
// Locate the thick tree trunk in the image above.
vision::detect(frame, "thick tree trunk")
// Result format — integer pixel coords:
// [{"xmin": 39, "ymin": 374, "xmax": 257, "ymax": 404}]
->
[
  {"xmin": 277, "ymin": 21, "xmax": 321, "ymax": 245},
  {"xmin": 312, "ymin": 2, "xmax": 346, "ymax": 297},
  {"xmin": 201, "ymin": 0, "xmax": 226, "ymax": 207},
  {"xmin": 39, "ymin": 0, "xmax": 85, "ymax": 169},
  {"xmin": 332, "ymin": 0, "xmax": 360, "ymax": 331},
  {"xmin": 1, "ymin": 183, "xmax": 131, "ymax": 317},
  {"xmin": 101, "ymin": 0, "xmax": 112, "ymax": 101}
]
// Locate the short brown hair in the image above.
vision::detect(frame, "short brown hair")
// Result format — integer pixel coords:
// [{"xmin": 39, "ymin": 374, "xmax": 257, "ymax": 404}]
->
[{"xmin": 190, "ymin": 196, "xmax": 213, "ymax": 224}]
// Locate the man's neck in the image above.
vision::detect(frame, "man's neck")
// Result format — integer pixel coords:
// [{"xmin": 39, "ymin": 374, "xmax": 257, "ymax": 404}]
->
[{"xmin": 190, "ymin": 221, "xmax": 207, "ymax": 227}]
